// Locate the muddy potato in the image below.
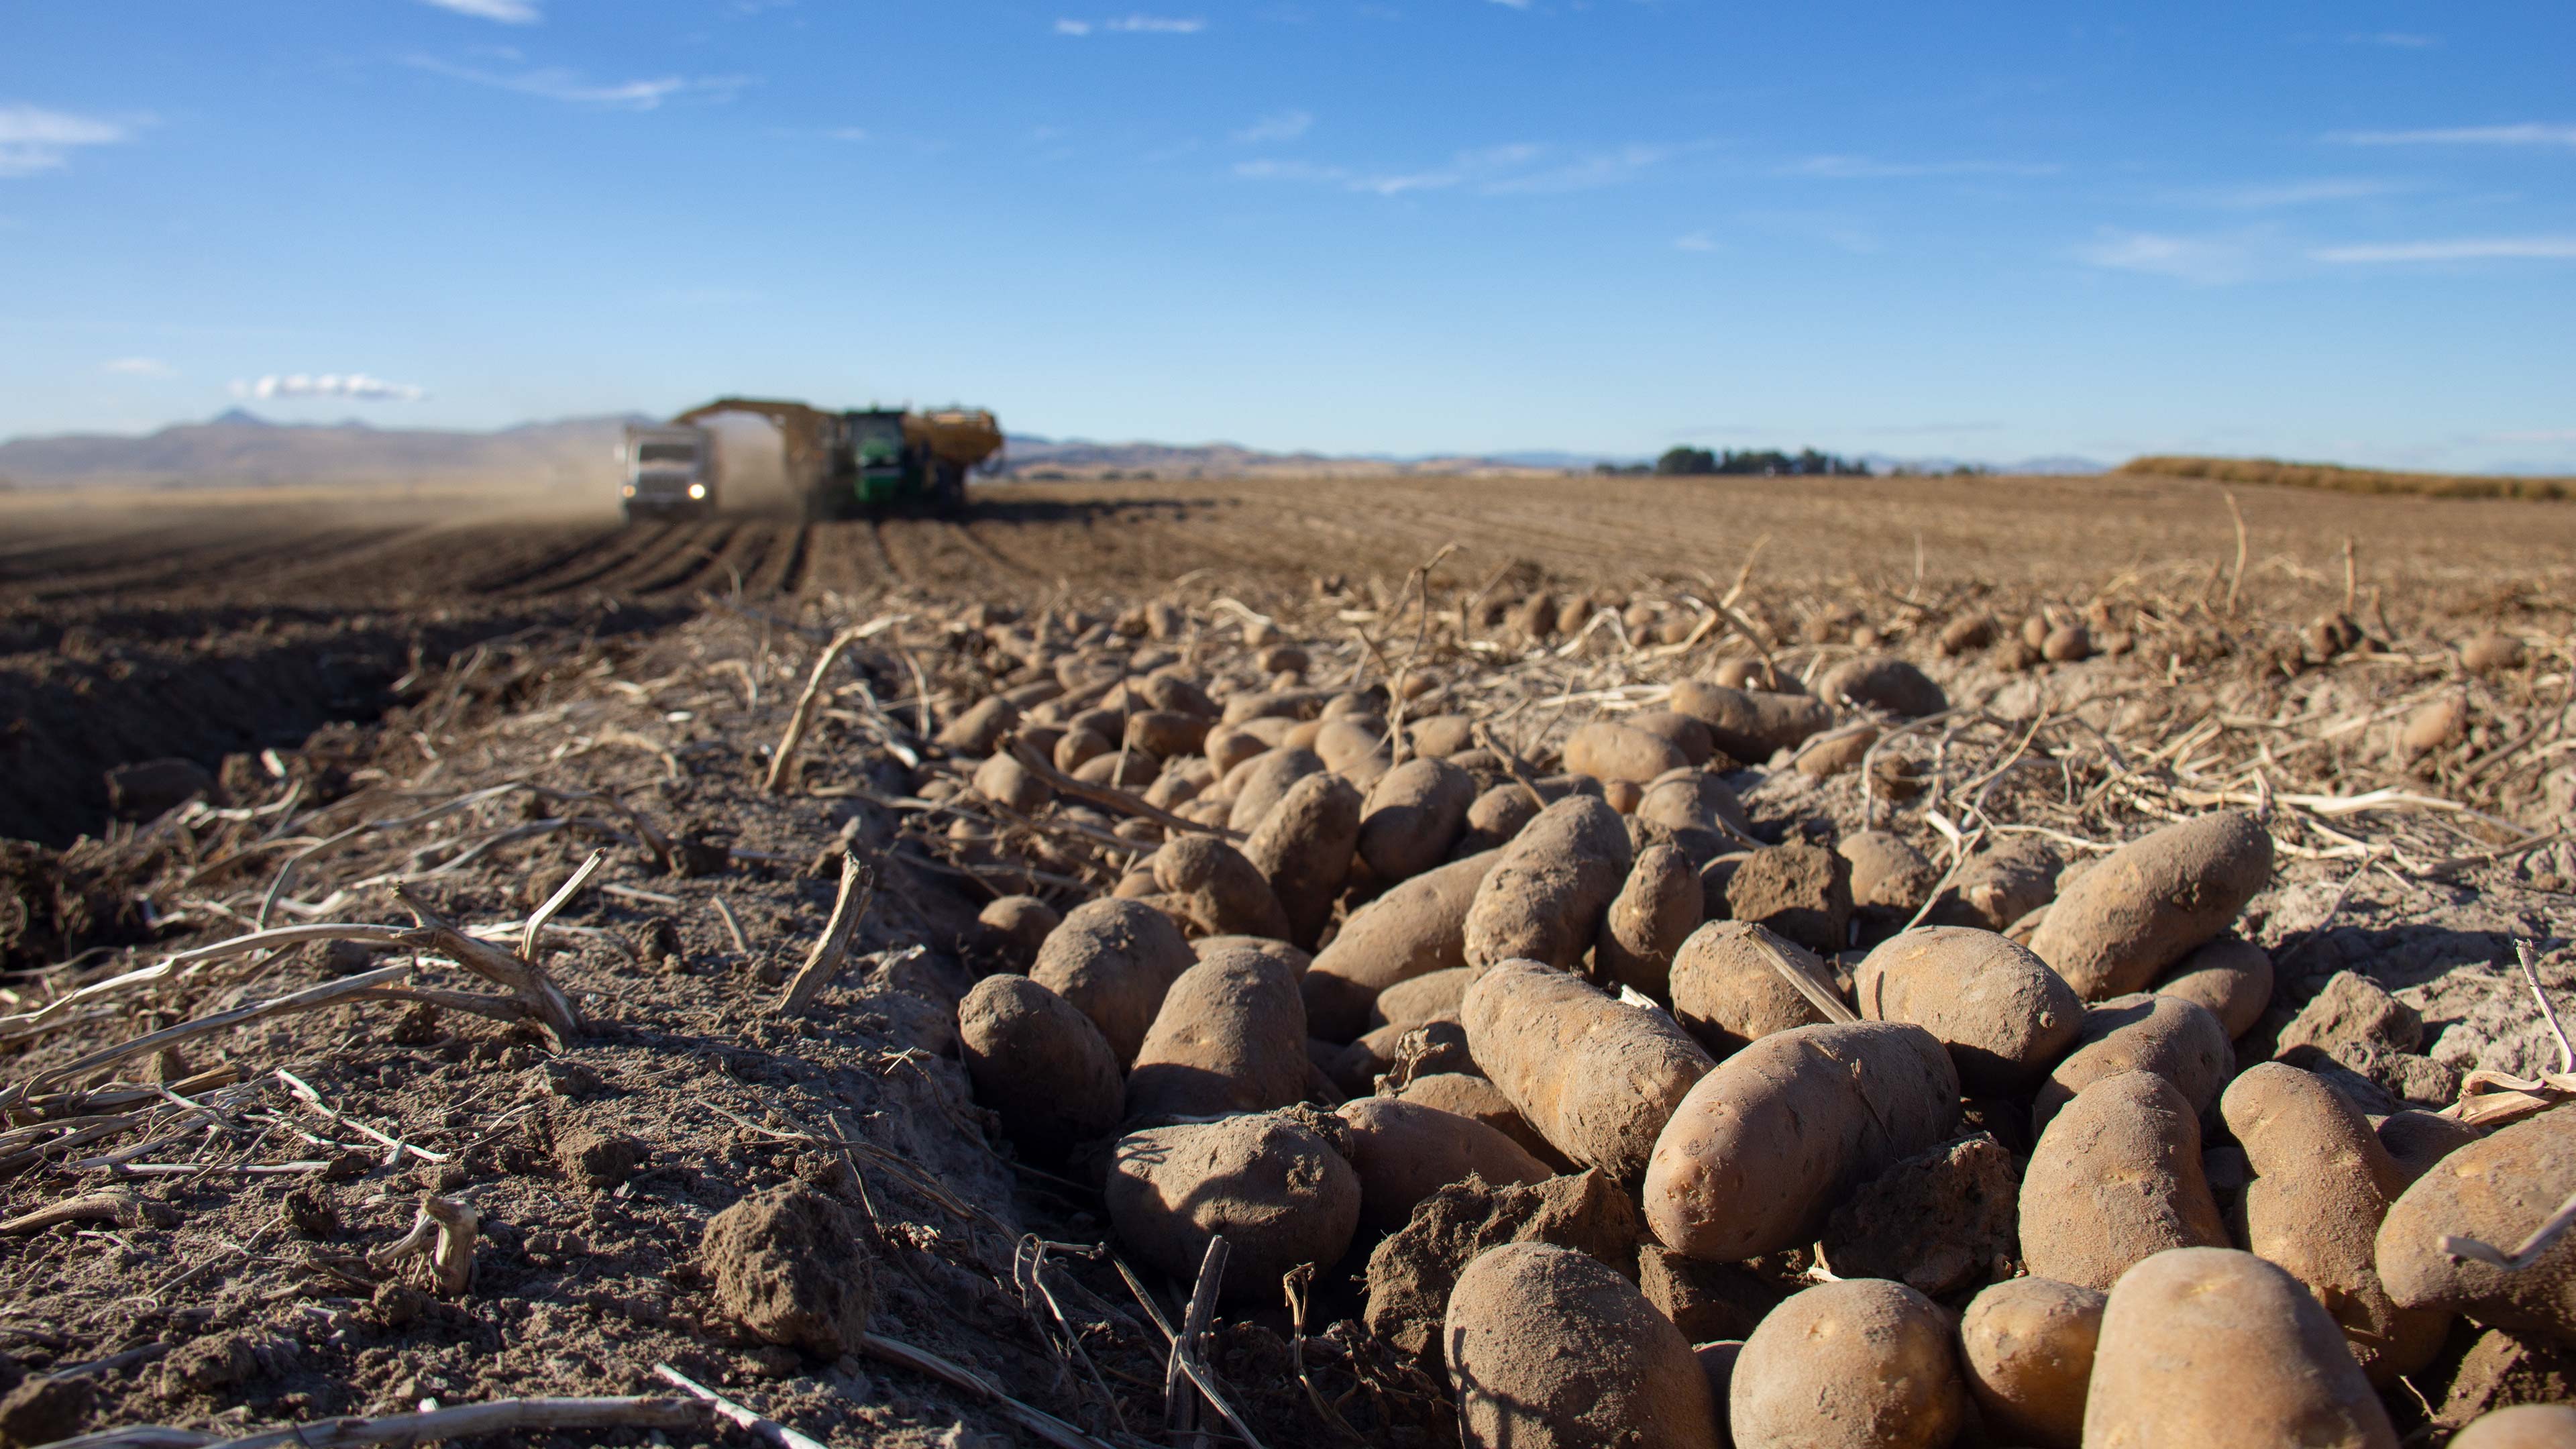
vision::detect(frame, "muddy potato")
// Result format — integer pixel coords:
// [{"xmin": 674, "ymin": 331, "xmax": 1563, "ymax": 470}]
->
[
  {"xmin": 957, "ymin": 975, "xmax": 1124, "ymax": 1159},
  {"xmin": 1838, "ymin": 830, "xmax": 1938, "ymax": 920},
  {"xmin": 1634, "ymin": 770, "xmax": 1754, "ymax": 843},
  {"xmin": 1053, "ymin": 724, "xmax": 1114, "ymax": 774},
  {"xmin": 935, "ymin": 694, "xmax": 1018, "ymax": 755},
  {"xmin": 1201, "ymin": 723, "xmax": 1271, "ymax": 777},
  {"xmin": 1072, "ymin": 747, "xmax": 1157, "ymax": 790},
  {"xmin": 1303, "ymin": 849, "xmax": 1502, "ymax": 1041},
  {"xmin": 1668, "ymin": 920, "xmax": 1834, "ymax": 1057},
  {"xmin": 1029, "ymin": 897, "xmax": 1199, "ymax": 1066},
  {"xmin": 1644, "ymin": 1020, "xmax": 1959, "ymax": 1263},
  {"xmin": 1357, "ymin": 756, "xmax": 1476, "ymax": 883},
  {"xmin": 2451, "ymin": 1405, "xmax": 2576, "ymax": 1448},
  {"xmin": 1125, "ymin": 709, "xmax": 1210, "ymax": 760},
  {"xmin": 1336, "ymin": 1097, "xmax": 1552, "ymax": 1231},
  {"xmin": 1462, "ymin": 795, "xmax": 1634, "ymax": 970},
  {"xmin": 1224, "ymin": 745, "xmax": 1326, "ymax": 833},
  {"xmin": 2376, "ymin": 1104, "xmax": 2576, "ymax": 1344},
  {"xmin": 1141, "ymin": 757, "xmax": 1212, "ymax": 810},
  {"xmin": 1138, "ymin": 669, "xmax": 1217, "ymax": 718},
  {"xmin": 1923, "ymin": 837, "xmax": 2063, "ymax": 932},
  {"xmin": 1563, "ymin": 719, "xmax": 1692, "ymax": 788},
  {"xmin": 1957, "ymin": 1277, "xmax": 2104, "ymax": 1449},
  {"xmin": 1371, "ymin": 964, "xmax": 1482, "ymax": 1030},
  {"xmin": 2084, "ymin": 1248, "xmax": 2399, "ymax": 1449},
  {"xmin": 1731, "ymin": 1278, "xmax": 1967, "ymax": 1449},
  {"xmin": 2375, "ymin": 1109, "xmax": 2483, "ymax": 1184},
  {"xmin": 1106, "ymin": 1113, "xmax": 1361, "ymax": 1303},
  {"xmin": 2220, "ymin": 1062, "xmax": 2448, "ymax": 1382},
  {"xmin": 968, "ymin": 894, "xmax": 1059, "ymax": 973},
  {"xmin": 1393, "ymin": 1071, "xmax": 1564, "ymax": 1167},
  {"xmin": 1446, "ymin": 1242, "xmax": 1722, "ymax": 1449},
  {"xmin": 1124, "ymin": 948, "xmax": 1310, "ymax": 1120},
  {"xmin": 971, "ymin": 751, "xmax": 1051, "ymax": 814},
  {"xmin": 1817, "ymin": 655, "xmax": 1948, "ymax": 718},
  {"xmin": 1222, "ymin": 686, "xmax": 1330, "ymax": 724},
  {"xmin": 1456, "ymin": 775, "xmax": 1589, "ymax": 855},
  {"xmin": 1854, "ymin": 926, "xmax": 2082, "ymax": 1094},
  {"xmin": 2019, "ymin": 1071, "xmax": 2228, "ymax": 1293},
  {"xmin": 1192, "ymin": 933, "xmax": 1310, "ymax": 975},
  {"xmin": 1793, "ymin": 724, "xmax": 1878, "ymax": 780},
  {"xmin": 2029, "ymin": 810, "xmax": 2274, "ymax": 1000},
  {"xmin": 1594, "ymin": 842, "xmax": 1704, "ymax": 1001},
  {"xmin": 1669, "ymin": 682, "xmax": 1835, "ymax": 761},
  {"xmin": 1243, "ymin": 771, "xmax": 1363, "ymax": 949},
  {"xmin": 1461, "ymin": 959, "xmax": 1714, "ymax": 1185},
  {"xmin": 1625, "ymin": 709, "xmax": 1717, "ymax": 768},
  {"xmin": 1150, "ymin": 833, "xmax": 1293, "ymax": 941},
  {"xmin": 2031, "ymin": 991, "xmax": 2231, "ymax": 1136},
  {"xmin": 1721, "ymin": 841, "xmax": 1854, "ymax": 955},
  {"xmin": 2151, "ymin": 935, "xmax": 2273, "ymax": 1039},
  {"xmin": 1409, "ymin": 714, "xmax": 1476, "ymax": 759}
]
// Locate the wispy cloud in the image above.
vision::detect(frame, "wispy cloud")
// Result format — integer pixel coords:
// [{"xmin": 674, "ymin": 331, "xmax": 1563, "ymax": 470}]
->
[
  {"xmin": 408, "ymin": 57, "xmax": 749, "ymax": 109},
  {"xmin": 2345, "ymin": 32, "xmax": 2435, "ymax": 48},
  {"xmin": 2312, "ymin": 236, "xmax": 2576, "ymax": 264},
  {"xmin": 2169, "ymin": 177, "xmax": 2408, "ymax": 209},
  {"xmin": 1234, "ymin": 110, "xmax": 1313, "ymax": 144},
  {"xmin": 416, "ymin": 0, "xmax": 540, "ymax": 22},
  {"xmin": 2078, "ymin": 228, "xmax": 2258, "ymax": 284},
  {"xmin": 0, "ymin": 105, "xmax": 141, "ymax": 178},
  {"xmin": 232, "ymin": 374, "xmax": 429, "ymax": 402},
  {"xmin": 1056, "ymin": 14, "xmax": 1206, "ymax": 34},
  {"xmin": 1781, "ymin": 154, "xmax": 2059, "ymax": 179},
  {"xmin": 1674, "ymin": 232, "xmax": 1715, "ymax": 252},
  {"xmin": 1237, "ymin": 140, "xmax": 1693, "ymax": 197},
  {"xmin": 102, "ymin": 358, "xmax": 174, "ymax": 378},
  {"xmin": 2331, "ymin": 123, "xmax": 2576, "ymax": 149}
]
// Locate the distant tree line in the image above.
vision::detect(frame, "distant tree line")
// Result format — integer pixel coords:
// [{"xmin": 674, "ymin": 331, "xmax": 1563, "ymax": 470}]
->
[{"xmin": 1597, "ymin": 446, "xmax": 1875, "ymax": 478}]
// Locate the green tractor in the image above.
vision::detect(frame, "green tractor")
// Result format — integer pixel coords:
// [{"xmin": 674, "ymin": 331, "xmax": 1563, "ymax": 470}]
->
[{"xmin": 666, "ymin": 398, "xmax": 1004, "ymax": 521}]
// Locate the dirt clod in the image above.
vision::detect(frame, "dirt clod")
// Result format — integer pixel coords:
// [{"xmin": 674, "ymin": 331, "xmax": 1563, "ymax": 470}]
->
[
  {"xmin": 1364, "ymin": 1168, "xmax": 1642, "ymax": 1366},
  {"xmin": 701, "ymin": 1182, "xmax": 879, "ymax": 1359}
]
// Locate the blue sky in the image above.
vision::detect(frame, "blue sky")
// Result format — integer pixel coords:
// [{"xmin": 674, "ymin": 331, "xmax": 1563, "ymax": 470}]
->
[{"xmin": 4, "ymin": 1, "xmax": 2573, "ymax": 470}]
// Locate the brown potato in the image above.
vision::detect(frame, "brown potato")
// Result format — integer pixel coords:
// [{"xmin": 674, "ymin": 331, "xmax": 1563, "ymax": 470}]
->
[
  {"xmin": 2374, "ymin": 1109, "xmax": 2483, "ymax": 1185},
  {"xmin": 1625, "ymin": 709, "xmax": 1716, "ymax": 767},
  {"xmin": 1125, "ymin": 709, "xmax": 1210, "ymax": 759},
  {"xmin": 2029, "ymin": 810, "xmax": 2274, "ymax": 1000},
  {"xmin": 2083, "ymin": 1248, "xmax": 2399, "ymax": 1449},
  {"xmin": 1668, "ymin": 920, "xmax": 1833, "ymax": 1057},
  {"xmin": 1029, "ymin": 898, "xmax": 1199, "ymax": 1066},
  {"xmin": 1461, "ymin": 959, "xmax": 1714, "ymax": 1185},
  {"xmin": 2376, "ymin": 1103, "xmax": 2576, "ymax": 1344},
  {"xmin": 1633, "ymin": 769, "xmax": 1753, "ymax": 843},
  {"xmin": 1445, "ymin": 1242, "xmax": 1721, "ymax": 1449},
  {"xmin": 934, "ymin": 694, "xmax": 1018, "ymax": 755},
  {"xmin": 1224, "ymin": 745, "xmax": 1327, "ymax": 833},
  {"xmin": 1409, "ymin": 714, "xmax": 1476, "ymax": 758},
  {"xmin": 1731, "ymin": 1278, "xmax": 1967, "ymax": 1449},
  {"xmin": 1957, "ymin": 1277, "xmax": 2104, "ymax": 1449},
  {"xmin": 1150, "ymin": 834, "xmax": 1293, "ymax": 941},
  {"xmin": 971, "ymin": 751, "xmax": 1051, "ymax": 813},
  {"xmin": 1371, "ymin": 964, "xmax": 1482, "ymax": 1030},
  {"xmin": 1854, "ymin": 926, "xmax": 2082, "ymax": 1095},
  {"xmin": 1357, "ymin": 756, "xmax": 1476, "ymax": 883},
  {"xmin": 1392, "ymin": 1071, "xmax": 1564, "ymax": 1167},
  {"xmin": 1107, "ymin": 1113, "xmax": 1361, "ymax": 1304},
  {"xmin": 1192, "ymin": 934, "xmax": 1311, "ymax": 975},
  {"xmin": 2451, "ymin": 1405, "xmax": 2576, "ymax": 1448},
  {"xmin": 2031, "ymin": 992, "xmax": 2232, "ymax": 1136},
  {"xmin": 1125, "ymin": 949, "xmax": 1311, "ymax": 1120},
  {"xmin": 1817, "ymin": 654, "xmax": 1948, "ymax": 718},
  {"xmin": 1054, "ymin": 724, "xmax": 1114, "ymax": 773},
  {"xmin": 2151, "ymin": 935, "xmax": 2273, "ymax": 1039},
  {"xmin": 2220, "ymin": 1062, "xmax": 2449, "ymax": 1382},
  {"xmin": 1336, "ymin": 1097, "xmax": 1552, "ymax": 1232},
  {"xmin": 1462, "ymin": 795, "xmax": 1634, "ymax": 970},
  {"xmin": 1562, "ymin": 719, "xmax": 1691, "ymax": 787},
  {"xmin": 2019, "ymin": 1071, "xmax": 2227, "ymax": 1293},
  {"xmin": 1221, "ymin": 686, "xmax": 1332, "ymax": 724},
  {"xmin": 1721, "ymin": 841, "xmax": 1854, "ymax": 955},
  {"xmin": 1201, "ymin": 723, "xmax": 1271, "ymax": 777},
  {"xmin": 957, "ymin": 975, "xmax": 1122, "ymax": 1159},
  {"xmin": 1313, "ymin": 716, "xmax": 1389, "ymax": 771},
  {"xmin": 968, "ymin": 894, "xmax": 1059, "ymax": 973},
  {"xmin": 1594, "ymin": 842, "xmax": 1704, "ymax": 1002},
  {"xmin": 1644, "ymin": 1020, "xmax": 1960, "ymax": 1263},
  {"xmin": 1668, "ymin": 682, "xmax": 1833, "ymax": 761},
  {"xmin": 1302, "ymin": 849, "xmax": 1503, "ymax": 1042},
  {"xmin": 1243, "ymin": 771, "xmax": 1364, "ymax": 949},
  {"xmin": 1923, "ymin": 837, "xmax": 2063, "ymax": 932},
  {"xmin": 1837, "ymin": 829, "xmax": 1938, "ymax": 919}
]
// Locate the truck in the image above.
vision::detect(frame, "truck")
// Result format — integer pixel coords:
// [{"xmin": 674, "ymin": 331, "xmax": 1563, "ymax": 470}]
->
[
  {"xmin": 616, "ymin": 423, "xmax": 720, "ymax": 521},
  {"xmin": 662, "ymin": 398, "xmax": 1004, "ymax": 522}
]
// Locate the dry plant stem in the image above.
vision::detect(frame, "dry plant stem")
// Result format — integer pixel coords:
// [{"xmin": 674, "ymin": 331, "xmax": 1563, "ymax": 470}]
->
[
  {"xmin": 521, "ymin": 849, "xmax": 605, "ymax": 961},
  {"xmin": 1284, "ymin": 1264, "xmax": 1368, "ymax": 1445},
  {"xmin": 1159, "ymin": 1235, "xmax": 1266, "ymax": 1449},
  {"xmin": 777, "ymin": 852, "xmax": 874, "ymax": 1014},
  {"xmin": 2441, "ymin": 1185, "xmax": 2576, "ymax": 1273},
  {"xmin": 43, "ymin": 1396, "xmax": 709, "ymax": 1449},
  {"xmin": 23, "ymin": 964, "xmax": 413, "ymax": 1093},
  {"xmin": 651, "ymin": 1364, "xmax": 830, "ymax": 1449},
  {"xmin": 1750, "ymin": 934, "xmax": 1859, "ymax": 1024},
  {"xmin": 2517, "ymin": 940, "xmax": 2575, "ymax": 1075},
  {"xmin": 711, "ymin": 894, "xmax": 752, "ymax": 956},
  {"xmin": 2223, "ymin": 490, "xmax": 2249, "ymax": 615},
  {"xmin": 368, "ymin": 1193, "xmax": 480, "ymax": 1295},
  {"xmin": 0, "ymin": 1189, "xmax": 176, "ymax": 1234},
  {"xmin": 763, "ymin": 619, "xmax": 894, "ymax": 794},
  {"xmin": 1470, "ymin": 722, "xmax": 1547, "ymax": 812},
  {"xmin": 1004, "ymin": 737, "xmax": 1246, "ymax": 843},
  {"xmin": 857, "ymin": 1332, "xmax": 1118, "ymax": 1449},
  {"xmin": 392, "ymin": 886, "xmax": 586, "ymax": 1044}
]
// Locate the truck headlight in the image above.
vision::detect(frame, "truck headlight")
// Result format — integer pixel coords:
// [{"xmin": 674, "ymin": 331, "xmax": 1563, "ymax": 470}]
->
[
  {"xmin": 688, "ymin": 483, "xmax": 707, "ymax": 499},
  {"xmin": 621, "ymin": 484, "xmax": 636, "ymax": 496}
]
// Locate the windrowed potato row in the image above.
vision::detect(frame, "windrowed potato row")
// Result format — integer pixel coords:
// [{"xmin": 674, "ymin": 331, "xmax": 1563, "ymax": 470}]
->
[{"xmin": 914, "ymin": 600, "xmax": 2553, "ymax": 1449}]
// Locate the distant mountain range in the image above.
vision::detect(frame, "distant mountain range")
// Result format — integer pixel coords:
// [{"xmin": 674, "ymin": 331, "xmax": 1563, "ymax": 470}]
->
[{"xmin": 0, "ymin": 411, "xmax": 2103, "ymax": 490}]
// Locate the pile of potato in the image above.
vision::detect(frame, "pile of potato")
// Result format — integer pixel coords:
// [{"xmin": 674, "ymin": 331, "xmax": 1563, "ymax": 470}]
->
[{"xmin": 912, "ymin": 598, "xmax": 2571, "ymax": 1448}]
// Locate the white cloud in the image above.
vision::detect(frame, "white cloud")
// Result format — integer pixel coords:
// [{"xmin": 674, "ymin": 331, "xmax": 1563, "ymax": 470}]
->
[
  {"xmin": 1054, "ymin": 19, "xmax": 1093, "ymax": 34},
  {"xmin": 1237, "ymin": 140, "xmax": 1686, "ymax": 197},
  {"xmin": 231, "ymin": 374, "xmax": 429, "ymax": 402},
  {"xmin": 1059, "ymin": 14, "xmax": 1205, "ymax": 33},
  {"xmin": 2331, "ymin": 123, "xmax": 2576, "ymax": 149},
  {"xmin": 1234, "ymin": 109, "xmax": 1313, "ymax": 144},
  {"xmin": 2078, "ymin": 229, "xmax": 2257, "ymax": 284},
  {"xmin": 0, "ymin": 105, "xmax": 138, "ymax": 178},
  {"xmin": 1674, "ymin": 232, "xmax": 1715, "ymax": 252},
  {"xmin": 2172, "ymin": 178, "xmax": 2406, "ymax": 209},
  {"xmin": 1487, "ymin": 0, "xmax": 1534, "ymax": 8},
  {"xmin": 824, "ymin": 126, "xmax": 867, "ymax": 142},
  {"xmin": 103, "ymin": 358, "xmax": 174, "ymax": 378},
  {"xmin": 417, "ymin": 0, "xmax": 540, "ymax": 21},
  {"xmin": 2312, "ymin": 236, "xmax": 2576, "ymax": 263},
  {"xmin": 1782, "ymin": 154, "xmax": 2059, "ymax": 179},
  {"xmin": 408, "ymin": 58, "xmax": 748, "ymax": 109},
  {"xmin": 2345, "ymin": 32, "xmax": 2435, "ymax": 48}
]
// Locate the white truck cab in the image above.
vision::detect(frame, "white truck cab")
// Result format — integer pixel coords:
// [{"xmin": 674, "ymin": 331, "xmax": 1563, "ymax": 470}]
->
[{"xmin": 618, "ymin": 425, "xmax": 719, "ymax": 521}]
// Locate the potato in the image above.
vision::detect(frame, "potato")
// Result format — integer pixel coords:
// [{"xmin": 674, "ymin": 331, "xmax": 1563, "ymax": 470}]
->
[
  {"xmin": 968, "ymin": 894, "xmax": 1058, "ymax": 973},
  {"xmin": 1721, "ymin": 841, "xmax": 1854, "ymax": 955},
  {"xmin": 2376, "ymin": 1103, "xmax": 2576, "ymax": 1344},
  {"xmin": 1633, "ymin": 769, "xmax": 1752, "ymax": 843},
  {"xmin": 1311, "ymin": 715, "xmax": 1386, "ymax": 770},
  {"xmin": 1029, "ymin": 898, "xmax": 1199, "ymax": 1066},
  {"xmin": 1243, "ymin": 771, "xmax": 1364, "ymax": 949},
  {"xmin": 1957, "ymin": 1277, "xmax": 2104, "ymax": 1449},
  {"xmin": 1730, "ymin": 1279, "xmax": 1967, "ymax": 1449},
  {"xmin": 1669, "ymin": 682, "xmax": 1833, "ymax": 761},
  {"xmin": 2031, "ymin": 992, "xmax": 2231, "ymax": 1136},
  {"xmin": 971, "ymin": 751, "xmax": 1051, "ymax": 813},
  {"xmin": 1645, "ymin": 1020, "xmax": 1959, "ymax": 1263},
  {"xmin": 2019, "ymin": 1071, "xmax": 2228, "ymax": 1292},
  {"xmin": 2083, "ymin": 1248, "xmax": 2399, "ymax": 1449},
  {"xmin": 1393, "ymin": 1071, "xmax": 1564, "ymax": 1167},
  {"xmin": 1445, "ymin": 1242, "xmax": 1721, "ymax": 1449},
  {"xmin": 2219, "ymin": 1062, "xmax": 2449, "ymax": 1382},
  {"xmin": 1462, "ymin": 796, "xmax": 1634, "ymax": 970},
  {"xmin": 1303, "ymin": 849, "xmax": 1502, "ymax": 1042},
  {"xmin": 1138, "ymin": 668, "xmax": 1216, "ymax": 718},
  {"xmin": 1837, "ymin": 830, "xmax": 1938, "ymax": 920},
  {"xmin": 2452, "ymin": 1405, "xmax": 2576, "ymax": 1448},
  {"xmin": 1668, "ymin": 920, "xmax": 1834, "ymax": 1057},
  {"xmin": 1221, "ymin": 686, "xmax": 1331, "ymax": 724},
  {"xmin": 1201, "ymin": 723, "xmax": 1271, "ymax": 777},
  {"xmin": 1149, "ymin": 834, "xmax": 1293, "ymax": 941},
  {"xmin": 1937, "ymin": 614, "xmax": 1997, "ymax": 656},
  {"xmin": 1462, "ymin": 959, "xmax": 1715, "ymax": 1185},
  {"xmin": 957, "ymin": 975, "xmax": 1123, "ymax": 1159},
  {"xmin": 1625, "ymin": 709, "xmax": 1717, "ymax": 768},
  {"xmin": 1409, "ymin": 714, "xmax": 1476, "ymax": 759},
  {"xmin": 1054, "ymin": 724, "xmax": 1114, "ymax": 773},
  {"xmin": 2374, "ymin": 1108, "xmax": 2483, "ymax": 1184},
  {"xmin": 1336, "ymin": 1097, "xmax": 1552, "ymax": 1231},
  {"xmin": 1125, "ymin": 709, "xmax": 1210, "ymax": 760},
  {"xmin": 1854, "ymin": 926, "xmax": 2082, "ymax": 1095},
  {"xmin": 1193, "ymin": 933, "xmax": 1310, "ymax": 975},
  {"xmin": 1372, "ymin": 965, "xmax": 1482, "ymax": 1030},
  {"xmin": 1817, "ymin": 655, "xmax": 1948, "ymax": 718},
  {"xmin": 1793, "ymin": 723, "xmax": 1878, "ymax": 780},
  {"xmin": 1562, "ymin": 719, "xmax": 1691, "ymax": 787},
  {"xmin": 1593, "ymin": 843, "xmax": 1704, "ymax": 1002},
  {"xmin": 1357, "ymin": 757, "xmax": 1476, "ymax": 883},
  {"xmin": 1125, "ymin": 949, "xmax": 1311, "ymax": 1120},
  {"xmin": 935, "ymin": 694, "xmax": 1018, "ymax": 755},
  {"xmin": 2029, "ymin": 810, "xmax": 2273, "ymax": 1000},
  {"xmin": 2151, "ymin": 935, "xmax": 2273, "ymax": 1039},
  {"xmin": 1224, "ymin": 745, "xmax": 1327, "ymax": 833},
  {"xmin": 1073, "ymin": 747, "xmax": 1158, "ymax": 790},
  {"xmin": 1711, "ymin": 657, "xmax": 1786, "ymax": 691},
  {"xmin": 1923, "ymin": 837, "xmax": 2063, "ymax": 932},
  {"xmin": 1106, "ymin": 1113, "xmax": 1361, "ymax": 1303}
]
